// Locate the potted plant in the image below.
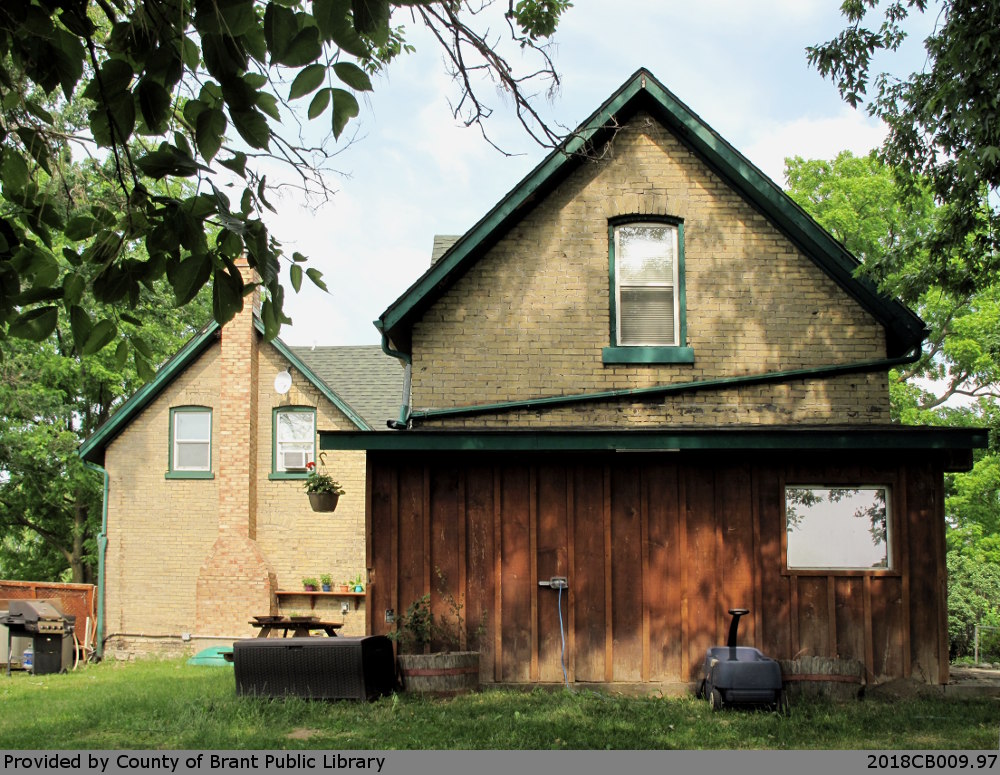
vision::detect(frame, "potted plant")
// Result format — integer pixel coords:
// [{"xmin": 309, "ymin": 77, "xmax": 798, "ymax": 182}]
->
[
  {"xmin": 303, "ymin": 460, "xmax": 344, "ymax": 512},
  {"xmin": 350, "ymin": 573, "xmax": 365, "ymax": 593},
  {"xmin": 320, "ymin": 574, "xmax": 333, "ymax": 592},
  {"xmin": 302, "ymin": 577, "xmax": 319, "ymax": 592},
  {"xmin": 389, "ymin": 568, "xmax": 484, "ymax": 695}
]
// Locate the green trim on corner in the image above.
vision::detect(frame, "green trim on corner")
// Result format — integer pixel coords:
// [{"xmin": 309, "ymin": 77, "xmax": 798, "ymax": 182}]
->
[
  {"xmin": 602, "ymin": 346, "xmax": 695, "ymax": 364},
  {"xmin": 256, "ymin": 320, "xmax": 372, "ymax": 431},
  {"xmin": 271, "ymin": 405, "xmax": 317, "ymax": 476},
  {"xmin": 269, "ymin": 472, "xmax": 308, "ymax": 481},
  {"xmin": 79, "ymin": 322, "xmax": 221, "ymax": 465}
]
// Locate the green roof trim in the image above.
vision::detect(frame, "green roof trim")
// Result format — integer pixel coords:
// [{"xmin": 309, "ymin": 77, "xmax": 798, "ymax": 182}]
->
[
  {"xmin": 79, "ymin": 319, "xmax": 373, "ymax": 466},
  {"xmin": 78, "ymin": 322, "xmax": 221, "ymax": 466},
  {"xmin": 320, "ymin": 426, "xmax": 987, "ymax": 455},
  {"xmin": 376, "ymin": 68, "xmax": 926, "ymax": 358},
  {"xmin": 259, "ymin": 320, "xmax": 372, "ymax": 432}
]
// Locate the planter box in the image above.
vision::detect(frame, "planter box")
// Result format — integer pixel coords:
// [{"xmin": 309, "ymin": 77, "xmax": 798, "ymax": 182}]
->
[
  {"xmin": 397, "ymin": 651, "xmax": 480, "ymax": 695},
  {"xmin": 308, "ymin": 492, "xmax": 340, "ymax": 512}
]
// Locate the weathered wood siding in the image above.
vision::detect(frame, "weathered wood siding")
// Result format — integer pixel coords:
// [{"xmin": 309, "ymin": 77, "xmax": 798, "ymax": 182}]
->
[{"xmin": 367, "ymin": 451, "xmax": 948, "ymax": 687}]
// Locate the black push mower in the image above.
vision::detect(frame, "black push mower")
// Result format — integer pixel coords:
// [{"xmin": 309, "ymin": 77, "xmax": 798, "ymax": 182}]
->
[{"xmin": 698, "ymin": 608, "xmax": 788, "ymax": 713}]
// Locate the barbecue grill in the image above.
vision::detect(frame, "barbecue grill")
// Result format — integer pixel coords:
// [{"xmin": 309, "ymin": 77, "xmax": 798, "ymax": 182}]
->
[{"xmin": 2, "ymin": 600, "xmax": 75, "ymax": 675}]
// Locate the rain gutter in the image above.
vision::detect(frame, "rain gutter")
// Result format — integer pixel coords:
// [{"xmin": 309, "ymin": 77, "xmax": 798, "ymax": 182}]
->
[
  {"xmin": 408, "ymin": 350, "xmax": 921, "ymax": 422},
  {"xmin": 82, "ymin": 461, "xmax": 109, "ymax": 661},
  {"xmin": 376, "ymin": 320, "xmax": 412, "ymax": 430}
]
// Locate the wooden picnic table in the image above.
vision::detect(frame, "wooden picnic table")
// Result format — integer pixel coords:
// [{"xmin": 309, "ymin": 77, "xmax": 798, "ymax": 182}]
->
[{"xmin": 249, "ymin": 617, "xmax": 342, "ymax": 638}]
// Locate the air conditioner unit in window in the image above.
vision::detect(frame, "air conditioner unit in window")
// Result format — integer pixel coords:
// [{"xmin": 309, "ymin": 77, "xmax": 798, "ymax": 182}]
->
[{"xmin": 281, "ymin": 450, "xmax": 309, "ymax": 471}]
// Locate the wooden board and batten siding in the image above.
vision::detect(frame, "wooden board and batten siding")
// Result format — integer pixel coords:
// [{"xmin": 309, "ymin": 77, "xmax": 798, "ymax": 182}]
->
[{"xmin": 366, "ymin": 451, "xmax": 948, "ymax": 689}]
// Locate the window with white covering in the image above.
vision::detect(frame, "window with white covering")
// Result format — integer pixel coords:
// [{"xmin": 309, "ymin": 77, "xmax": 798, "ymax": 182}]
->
[
  {"xmin": 274, "ymin": 407, "xmax": 316, "ymax": 473},
  {"xmin": 169, "ymin": 407, "xmax": 212, "ymax": 476},
  {"xmin": 614, "ymin": 222, "xmax": 680, "ymax": 346}
]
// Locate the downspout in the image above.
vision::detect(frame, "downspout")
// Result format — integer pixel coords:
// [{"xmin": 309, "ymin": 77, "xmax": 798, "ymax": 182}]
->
[
  {"xmin": 375, "ymin": 320, "xmax": 412, "ymax": 430},
  {"xmin": 82, "ymin": 461, "xmax": 109, "ymax": 662},
  {"xmin": 409, "ymin": 348, "xmax": 922, "ymax": 421}
]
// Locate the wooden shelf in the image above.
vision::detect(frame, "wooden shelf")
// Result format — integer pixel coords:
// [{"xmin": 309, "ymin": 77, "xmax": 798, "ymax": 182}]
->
[{"xmin": 276, "ymin": 590, "xmax": 366, "ymax": 610}]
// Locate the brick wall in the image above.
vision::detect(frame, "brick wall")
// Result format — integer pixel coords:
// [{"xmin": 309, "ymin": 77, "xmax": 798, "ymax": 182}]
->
[
  {"xmin": 411, "ymin": 113, "xmax": 891, "ymax": 427},
  {"xmin": 103, "ymin": 285, "xmax": 367, "ymax": 658}
]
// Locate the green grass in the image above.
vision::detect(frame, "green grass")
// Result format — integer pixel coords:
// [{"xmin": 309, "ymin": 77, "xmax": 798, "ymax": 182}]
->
[{"xmin": 0, "ymin": 659, "xmax": 996, "ymax": 749}]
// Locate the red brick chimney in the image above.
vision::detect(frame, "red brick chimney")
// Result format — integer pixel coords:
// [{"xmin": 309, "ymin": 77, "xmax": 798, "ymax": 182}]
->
[{"xmin": 195, "ymin": 258, "xmax": 277, "ymax": 634}]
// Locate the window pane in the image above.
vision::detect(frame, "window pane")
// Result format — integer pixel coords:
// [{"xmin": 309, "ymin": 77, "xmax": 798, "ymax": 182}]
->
[
  {"xmin": 620, "ymin": 287, "xmax": 675, "ymax": 345},
  {"xmin": 175, "ymin": 411, "xmax": 210, "ymax": 441},
  {"xmin": 785, "ymin": 487, "xmax": 890, "ymax": 570},
  {"xmin": 277, "ymin": 411, "xmax": 314, "ymax": 442},
  {"xmin": 617, "ymin": 225, "xmax": 674, "ymax": 283},
  {"xmin": 176, "ymin": 442, "xmax": 210, "ymax": 470}
]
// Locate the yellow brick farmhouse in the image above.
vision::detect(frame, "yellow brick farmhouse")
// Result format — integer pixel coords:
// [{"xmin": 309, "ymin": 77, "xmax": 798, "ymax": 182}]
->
[
  {"xmin": 79, "ymin": 275, "xmax": 403, "ymax": 658},
  {"xmin": 322, "ymin": 70, "xmax": 986, "ymax": 691}
]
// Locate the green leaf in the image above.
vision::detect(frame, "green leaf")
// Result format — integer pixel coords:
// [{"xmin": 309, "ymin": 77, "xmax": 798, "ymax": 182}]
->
[
  {"xmin": 305, "ymin": 267, "xmax": 328, "ymax": 292},
  {"xmin": 330, "ymin": 88, "xmax": 360, "ymax": 139},
  {"xmin": 230, "ymin": 109, "xmax": 271, "ymax": 149},
  {"xmin": 196, "ymin": 108, "xmax": 227, "ymax": 161},
  {"xmin": 212, "ymin": 266, "xmax": 244, "ymax": 324},
  {"xmin": 1, "ymin": 149, "xmax": 30, "ymax": 191},
  {"xmin": 278, "ymin": 27, "xmax": 322, "ymax": 67},
  {"xmin": 290, "ymin": 263, "xmax": 303, "ymax": 292},
  {"xmin": 180, "ymin": 36, "xmax": 201, "ymax": 71},
  {"xmin": 62, "ymin": 273, "xmax": 86, "ymax": 306},
  {"xmin": 351, "ymin": 0, "xmax": 390, "ymax": 36},
  {"xmin": 135, "ymin": 351, "xmax": 155, "ymax": 382},
  {"xmin": 313, "ymin": 0, "xmax": 369, "ymax": 56},
  {"xmin": 170, "ymin": 253, "xmax": 213, "ymax": 306},
  {"xmin": 9, "ymin": 306, "xmax": 58, "ymax": 341},
  {"xmin": 256, "ymin": 91, "xmax": 281, "ymax": 121},
  {"xmin": 82, "ymin": 318, "xmax": 117, "ymax": 355},
  {"xmin": 114, "ymin": 339, "xmax": 129, "ymax": 369},
  {"xmin": 292, "ymin": 251, "xmax": 308, "ymax": 262},
  {"xmin": 130, "ymin": 334, "xmax": 153, "ymax": 359},
  {"xmin": 137, "ymin": 78, "xmax": 172, "ymax": 135},
  {"xmin": 308, "ymin": 88, "xmax": 331, "ymax": 120},
  {"xmin": 333, "ymin": 61, "xmax": 373, "ymax": 92},
  {"xmin": 69, "ymin": 305, "xmax": 92, "ymax": 353},
  {"xmin": 65, "ymin": 216, "xmax": 98, "ymax": 241},
  {"xmin": 218, "ymin": 152, "xmax": 248, "ymax": 177},
  {"xmin": 289, "ymin": 63, "xmax": 326, "ymax": 100},
  {"xmin": 264, "ymin": 3, "xmax": 298, "ymax": 61}
]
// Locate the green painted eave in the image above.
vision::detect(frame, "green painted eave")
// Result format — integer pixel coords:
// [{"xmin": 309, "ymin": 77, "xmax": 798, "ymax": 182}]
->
[
  {"xmin": 320, "ymin": 425, "xmax": 987, "ymax": 456},
  {"xmin": 78, "ymin": 321, "xmax": 221, "ymax": 466},
  {"xmin": 256, "ymin": 320, "xmax": 372, "ymax": 431},
  {"xmin": 376, "ymin": 68, "xmax": 926, "ymax": 358}
]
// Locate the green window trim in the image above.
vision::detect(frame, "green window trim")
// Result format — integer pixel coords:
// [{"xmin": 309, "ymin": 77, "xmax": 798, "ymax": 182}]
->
[
  {"xmin": 167, "ymin": 406, "xmax": 213, "ymax": 478},
  {"xmin": 271, "ymin": 406, "xmax": 317, "ymax": 478},
  {"xmin": 606, "ymin": 216, "xmax": 692, "ymax": 365}
]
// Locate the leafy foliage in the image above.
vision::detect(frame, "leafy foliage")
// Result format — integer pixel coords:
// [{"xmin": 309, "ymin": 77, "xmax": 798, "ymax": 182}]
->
[
  {"xmin": 808, "ymin": 1, "xmax": 1000, "ymax": 300},
  {"xmin": 0, "ymin": 0, "xmax": 572, "ymax": 360}
]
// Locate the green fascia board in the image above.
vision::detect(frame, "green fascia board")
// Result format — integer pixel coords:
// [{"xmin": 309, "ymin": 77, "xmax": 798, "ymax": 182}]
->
[
  {"xmin": 320, "ymin": 426, "xmax": 988, "ymax": 454},
  {"xmin": 78, "ymin": 322, "xmax": 221, "ymax": 466},
  {"xmin": 376, "ymin": 68, "xmax": 925, "ymax": 358},
  {"xmin": 257, "ymin": 320, "xmax": 372, "ymax": 431}
]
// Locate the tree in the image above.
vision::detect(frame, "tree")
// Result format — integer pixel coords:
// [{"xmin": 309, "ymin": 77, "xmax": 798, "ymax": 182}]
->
[
  {"xmin": 807, "ymin": 0, "xmax": 1000, "ymax": 300},
  {"xmin": 0, "ymin": 0, "xmax": 572, "ymax": 363}
]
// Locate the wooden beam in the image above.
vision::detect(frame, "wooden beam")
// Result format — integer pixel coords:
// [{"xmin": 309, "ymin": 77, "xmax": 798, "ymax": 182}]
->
[
  {"xmin": 604, "ymin": 464, "xmax": 613, "ymax": 684},
  {"xmin": 529, "ymin": 466, "xmax": 539, "ymax": 682}
]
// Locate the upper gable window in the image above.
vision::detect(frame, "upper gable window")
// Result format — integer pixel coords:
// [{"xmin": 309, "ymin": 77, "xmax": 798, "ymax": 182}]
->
[
  {"xmin": 167, "ymin": 407, "xmax": 213, "ymax": 479},
  {"xmin": 604, "ymin": 219, "xmax": 694, "ymax": 364},
  {"xmin": 272, "ymin": 407, "xmax": 316, "ymax": 476}
]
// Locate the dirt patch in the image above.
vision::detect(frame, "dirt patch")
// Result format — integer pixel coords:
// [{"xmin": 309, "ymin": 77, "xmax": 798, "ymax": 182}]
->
[{"xmin": 286, "ymin": 728, "xmax": 321, "ymax": 741}]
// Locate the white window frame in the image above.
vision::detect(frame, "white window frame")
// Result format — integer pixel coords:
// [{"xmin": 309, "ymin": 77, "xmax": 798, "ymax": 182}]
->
[
  {"xmin": 274, "ymin": 407, "xmax": 316, "ymax": 474},
  {"xmin": 613, "ymin": 222, "xmax": 681, "ymax": 347},
  {"xmin": 170, "ymin": 407, "xmax": 212, "ymax": 473}
]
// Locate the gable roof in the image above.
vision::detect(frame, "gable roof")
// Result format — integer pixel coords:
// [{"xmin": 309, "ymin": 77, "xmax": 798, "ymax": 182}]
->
[
  {"xmin": 376, "ymin": 68, "xmax": 927, "ymax": 358},
  {"xmin": 79, "ymin": 322, "xmax": 403, "ymax": 466}
]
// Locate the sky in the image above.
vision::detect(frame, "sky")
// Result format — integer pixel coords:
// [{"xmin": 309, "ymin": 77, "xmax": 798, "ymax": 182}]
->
[{"xmin": 266, "ymin": 0, "xmax": 938, "ymax": 347}]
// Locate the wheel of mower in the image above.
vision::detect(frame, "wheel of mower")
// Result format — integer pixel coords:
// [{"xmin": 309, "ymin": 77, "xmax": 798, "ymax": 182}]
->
[
  {"xmin": 697, "ymin": 679, "xmax": 706, "ymax": 700},
  {"xmin": 709, "ymin": 687, "xmax": 724, "ymax": 712}
]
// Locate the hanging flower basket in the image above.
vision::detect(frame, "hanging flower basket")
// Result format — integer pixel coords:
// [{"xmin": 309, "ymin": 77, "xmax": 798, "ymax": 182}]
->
[{"xmin": 308, "ymin": 491, "xmax": 340, "ymax": 513}]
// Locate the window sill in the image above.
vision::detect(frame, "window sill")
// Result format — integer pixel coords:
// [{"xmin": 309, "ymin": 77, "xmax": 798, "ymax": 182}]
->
[
  {"xmin": 602, "ymin": 346, "xmax": 695, "ymax": 365},
  {"xmin": 269, "ymin": 472, "xmax": 308, "ymax": 481},
  {"xmin": 164, "ymin": 471, "xmax": 214, "ymax": 480}
]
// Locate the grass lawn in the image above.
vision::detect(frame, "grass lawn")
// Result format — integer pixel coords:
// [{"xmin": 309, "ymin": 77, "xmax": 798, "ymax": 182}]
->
[{"xmin": 0, "ymin": 659, "xmax": 996, "ymax": 750}]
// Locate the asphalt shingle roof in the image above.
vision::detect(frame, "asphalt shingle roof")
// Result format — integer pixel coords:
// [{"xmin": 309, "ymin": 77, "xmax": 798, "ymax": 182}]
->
[{"xmin": 293, "ymin": 344, "xmax": 404, "ymax": 431}]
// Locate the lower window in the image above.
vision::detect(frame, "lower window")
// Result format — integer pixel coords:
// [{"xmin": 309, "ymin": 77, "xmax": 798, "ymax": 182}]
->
[{"xmin": 785, "ymin": 486, "xmax": 891, "ymax": 570}]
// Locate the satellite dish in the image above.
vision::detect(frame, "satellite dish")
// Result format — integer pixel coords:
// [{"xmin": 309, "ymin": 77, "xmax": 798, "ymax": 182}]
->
[{"xmin": 274, "ymin": 370, "xmax": 292, "ymax": 395}]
